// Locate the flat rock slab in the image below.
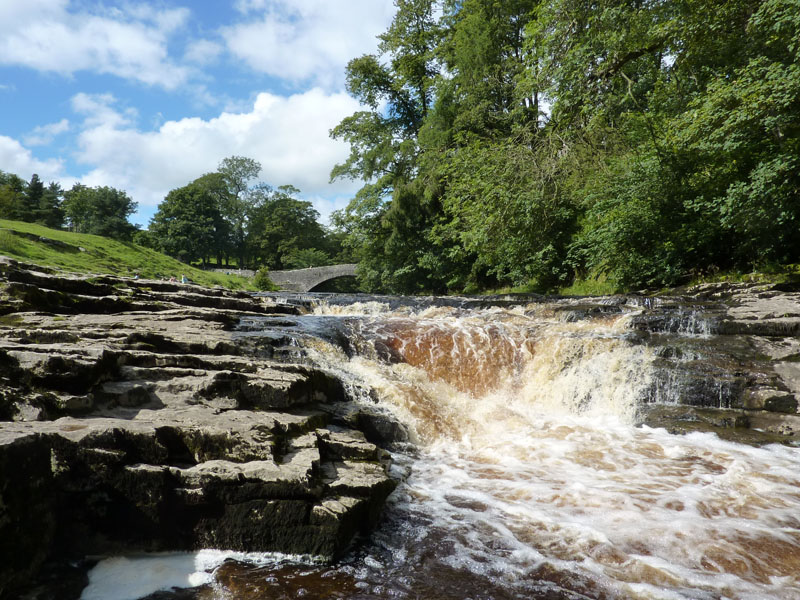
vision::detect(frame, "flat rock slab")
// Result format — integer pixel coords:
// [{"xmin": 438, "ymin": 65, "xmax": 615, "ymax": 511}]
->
[{"xmin": 0, "ymin": 259, "xmax": 395, "ymax": 600}]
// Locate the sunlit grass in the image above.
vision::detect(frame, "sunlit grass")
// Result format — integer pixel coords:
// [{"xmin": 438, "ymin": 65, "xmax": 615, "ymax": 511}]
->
[
  {"xmin": 558, "ymin": 277, "xmax": 619, "ymax": 296},
  {"xmin": 687, "ymin": 264, "xmax": 800, "ymax": 286},
  {"xmin": 0, "ymin": 220, "xmax": 254, "ymax": 290}
]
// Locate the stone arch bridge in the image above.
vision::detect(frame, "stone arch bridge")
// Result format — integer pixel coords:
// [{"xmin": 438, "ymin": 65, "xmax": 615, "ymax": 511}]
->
[{"xmin": 268, "ymin": 264, "xmax": 358, "ymax": 292}]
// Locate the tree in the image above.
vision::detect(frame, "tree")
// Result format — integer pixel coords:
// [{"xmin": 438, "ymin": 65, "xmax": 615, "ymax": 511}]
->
[
  {"xmin": 62, "ymin": 185, "xmax": 138, "ymax": 239},
  {"xmin": 35, "ymin": 182, "xmax": 64, "ymax": 229},
  {"xmin": 218, "ymin": 156, "xmax": 261, "ymax": 267},
  {"xmin": 247, "ymin": 185, "xmax": 331, "ymax": 269},
  {"xmin": 0, "ymin": 173, "xmax": 26, "ymax": 221},
  {"xmin": 330, "ymin": 0, "xmax": 444, "ymax": 292},
  {"xmin": 62, "ymin": 184, "xmax": 92, "ymax": 233},
  {"xmin": 149, "ymin": 174, "xmax": 228, "ymax": 266},
  {"xmin": 23, "ymin": 174, "xmax": 44, "ymax": 222},
  {"xmin": 282, "ymin": 248, "xmax": 331, "ymax": 269}
]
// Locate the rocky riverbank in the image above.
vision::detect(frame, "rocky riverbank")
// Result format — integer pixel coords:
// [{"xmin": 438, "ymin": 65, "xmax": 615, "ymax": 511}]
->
[
  {"xmin": 628, "ymin": 282, "xmax": 800, "ymax": 442},
  {"xmin": 3, "ymin": 257, "xmax": 800, "ymax": 599},
  {"xmin": 0, "ymin": 258, "xmax": 397, "ymax": 600}
]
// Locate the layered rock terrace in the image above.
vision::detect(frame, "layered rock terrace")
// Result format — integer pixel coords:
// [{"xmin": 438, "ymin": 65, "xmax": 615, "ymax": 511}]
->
[{"xmin": 0, "ymin": 258, "xmax": 396, "ymax": 599}]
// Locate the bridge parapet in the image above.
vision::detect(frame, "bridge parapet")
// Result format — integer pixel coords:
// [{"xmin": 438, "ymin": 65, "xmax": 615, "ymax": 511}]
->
[{"xmin": 269, "ymin": 264, "xmax": 358, "ymax": 292}]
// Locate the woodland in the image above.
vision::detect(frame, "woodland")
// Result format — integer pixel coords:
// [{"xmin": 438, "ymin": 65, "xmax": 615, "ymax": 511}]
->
[{"xmin": 329, "ymin": 0, "xmax": 800, "ymax": 293}]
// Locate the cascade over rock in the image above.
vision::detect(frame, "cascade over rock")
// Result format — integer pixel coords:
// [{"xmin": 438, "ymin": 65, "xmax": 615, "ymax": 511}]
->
[{"xmin": 4, "ymin": 257, "xmax": 800, "ymax": 598}]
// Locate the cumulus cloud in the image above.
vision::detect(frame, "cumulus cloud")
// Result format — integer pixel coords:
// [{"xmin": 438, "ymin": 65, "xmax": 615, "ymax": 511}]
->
[
  {"xmin": 71, "ymin": 93, "xmax": 138, "ymax": 128},
  {"xmin": 70, "ymin": 88, "xmax": 362, "ymax": 222},
  {"xmin": 223, "ymin": 0, "xmax": 394, "ymax": 87},
  {"xmin": 23, "ymin": 119, "xmax": 71, "ymax": 147},
  {"xmin": 0, "ymin": 0, "xmax": 191, "ymax": 89},
  {"xmin": 0, "ymin": 135, "xmax": 67, "ymax": 181},
  {"xmin": 184, "ymin": 39, "xmax": 224, "ymax": 65}
]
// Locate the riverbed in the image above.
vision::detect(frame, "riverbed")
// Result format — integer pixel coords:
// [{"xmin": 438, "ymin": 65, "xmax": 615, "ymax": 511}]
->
[{"xmin": 81, "ymin": 295, "xmax": 800, "ymax": 600}]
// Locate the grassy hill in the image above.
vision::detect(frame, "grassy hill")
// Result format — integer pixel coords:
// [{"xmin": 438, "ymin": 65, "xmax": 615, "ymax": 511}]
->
[{"xmin": 0, "ymin": 219, "xmax": 253, "ymax": 289}]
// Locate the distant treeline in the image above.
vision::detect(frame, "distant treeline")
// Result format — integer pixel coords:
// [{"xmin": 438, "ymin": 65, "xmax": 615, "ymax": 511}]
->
[
  {"xmin": 0, "ymin": 156, "xmax": 347, "ymax": 270},
  {"xmin": 0, "ymin": 172, "xmax": 137, "ymax": 240},
  {"xmin": 330, "ymin": 0, "xmax": 800, "ymax": 293}
]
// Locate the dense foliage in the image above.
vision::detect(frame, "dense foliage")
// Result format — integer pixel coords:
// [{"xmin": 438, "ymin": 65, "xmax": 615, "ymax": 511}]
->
[
  {"xmin": 0, "ymin": 172, "xmax": 65, "ymax": 231},
  {"xmin": 62, "ymin": 185, "xmax": 138, "ymax": 240},
  {"xmin": 0, "ymin": 171, "xmax": 137, "ymax": 241},
  {"xmin": 331, "ymin": 0, "xmax": 800, "ymax": 292},
  {"xmin": 148, "ymin": 157, "xmax": 343, "ymax": 270}
]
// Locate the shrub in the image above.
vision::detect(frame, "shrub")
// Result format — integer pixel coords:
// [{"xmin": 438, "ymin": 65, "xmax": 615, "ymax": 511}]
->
[{"xmin": 253, "ymin": 267, "xmax": 278, "ymax": 291}]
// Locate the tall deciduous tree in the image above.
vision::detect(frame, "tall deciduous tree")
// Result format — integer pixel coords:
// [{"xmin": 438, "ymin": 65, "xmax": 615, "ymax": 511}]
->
[
  {"xmin": 0, "ymin": 172, "xmax": 26, "ymax": 221},
  {"xmin": 247, "ymin": 185, "xmax": 331, "ymax": 269},
  {"xmin": 218, "ymin": 155, "xmax": 261, "ymax": 267},
  {"xmin": 330, "ymin": 0, "xmax": 443, "ymax": 292},
  {"xmin": 149, "ymin": 174, "xmax": 228, "ymax": 266},
  {"xmin": 332, "ymin": 0, "xmax": 800, "ymax": 292}
]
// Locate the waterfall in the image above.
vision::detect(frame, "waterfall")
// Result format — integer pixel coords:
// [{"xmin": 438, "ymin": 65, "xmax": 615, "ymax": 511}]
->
[
  {"xmin": 82, "ymin": 297, "xmax": 800, "ymax": 600},
  {"xmin": 304, "ymin": 300, "xmax": 800, "ymax": 600}
]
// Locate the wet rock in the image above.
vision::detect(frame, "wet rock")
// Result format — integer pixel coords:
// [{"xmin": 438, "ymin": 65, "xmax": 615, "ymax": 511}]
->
[
  {"xmin": 637, "ymin": 405, "xmax": 800, "ymax": 446},
  {"xmin": 0, "ymin": 261, "xmax": 396, "ymax": 600},
  {"xmin": 742, "ymin": 388, "xmax": 798, "ymax": 413},
  {"xmin": 0, "ymin": 431, "xmax": 56, "ymax": 599},
  {"xmin": 630, "ymin": 283, "xmax": 800, "ymax": 420}
]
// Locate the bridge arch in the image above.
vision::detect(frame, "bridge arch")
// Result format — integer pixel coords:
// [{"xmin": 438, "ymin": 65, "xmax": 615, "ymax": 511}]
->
[{"xmin": 268, "ymin": 264, "xmax": 358, "ymax": 292}]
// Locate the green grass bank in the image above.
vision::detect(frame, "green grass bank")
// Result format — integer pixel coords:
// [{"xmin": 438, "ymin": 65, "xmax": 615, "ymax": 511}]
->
[{"xmin": 0, "ymin": 220, "xmax": 253, "ymax": 290}]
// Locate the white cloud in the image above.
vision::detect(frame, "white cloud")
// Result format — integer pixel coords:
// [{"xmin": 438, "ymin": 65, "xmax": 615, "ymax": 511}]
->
[
  {"xmin": 0, "ymin": 0, "xmax": 191, "ymax": 89},
  {"xmin": 233, "ymin": 0, "xmax": 268, "ymax": 12},
  {"xmin": 23, "ymin": 119, "xmax": 71, "ymax": 147},
  {"xmin": 223, "ymin": 0, "xmax": 394, "ymax": 87},
  {"xmin": 71, "ymin": 93, "xmax": 137, "ymax": 128},
  {"xmin": 184, "ymin": 39, "xmax": 224, "ymax": 65},
  {"xmin": 304, "ymin": 194, "xmax": 356, "ymax": 224},
  {"xmin": 0, "ymin": 135, "xmax": 67, "ymax": 181},
  {"xmin": 70, "ymin": 88, "xmax": 363, "ymax": 222}
]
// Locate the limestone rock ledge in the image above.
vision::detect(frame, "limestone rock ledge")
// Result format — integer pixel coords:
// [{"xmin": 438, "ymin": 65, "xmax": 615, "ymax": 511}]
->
[{"xmin": 0, "ymin": 258, "xmax": 396, "ymax": 600}]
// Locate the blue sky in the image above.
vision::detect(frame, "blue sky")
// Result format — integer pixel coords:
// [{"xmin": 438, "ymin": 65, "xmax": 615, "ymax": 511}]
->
[{"xmin": 0, "ymin": 0, "xmax": 395, "ymax": 226}]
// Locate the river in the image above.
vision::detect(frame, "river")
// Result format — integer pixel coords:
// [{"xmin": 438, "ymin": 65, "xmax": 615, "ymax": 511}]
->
[{"xmin": 81, "ymin": 295, "xmax": 800, "ymax": 600}]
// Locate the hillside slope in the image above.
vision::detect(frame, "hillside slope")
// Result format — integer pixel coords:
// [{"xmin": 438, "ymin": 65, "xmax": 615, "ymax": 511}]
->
[{"xmin": 0, "ymin": 220, "xmax": 251, "ymax": 289}]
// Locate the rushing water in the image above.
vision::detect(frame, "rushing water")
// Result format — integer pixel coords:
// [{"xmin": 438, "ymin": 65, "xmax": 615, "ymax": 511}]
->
[{"xmin": 82, "ymin": 297, "xmax": 800, "ymax": 600}]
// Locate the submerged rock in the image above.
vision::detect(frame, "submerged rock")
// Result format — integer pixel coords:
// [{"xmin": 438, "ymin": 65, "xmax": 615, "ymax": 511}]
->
[{"xmin": 0, "ymin": 259, "xmax": 395, "ymax": 600}]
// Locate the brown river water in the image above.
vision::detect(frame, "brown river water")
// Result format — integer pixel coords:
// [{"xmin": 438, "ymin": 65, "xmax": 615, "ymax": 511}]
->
[{"xmin": 80, "ymin": 298, "xmax": 800, "ymax": 600}]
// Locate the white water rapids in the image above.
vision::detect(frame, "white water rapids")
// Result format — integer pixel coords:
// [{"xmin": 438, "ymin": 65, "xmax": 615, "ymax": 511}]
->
[
  {"xmin": 310, "ymin": 302, "xmax": 800, "ymax": 599},
  {"xmin": 83, "ymin": 300, "xmax": 800, "ymax": 600}
]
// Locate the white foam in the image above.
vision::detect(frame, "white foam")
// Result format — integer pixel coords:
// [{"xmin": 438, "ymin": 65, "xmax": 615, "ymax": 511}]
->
[
  {"xmin": 307, "ymin": 304, "xmax": 800, "ymax": 598},
  {"xmin": 80, "ymin": 550, "xmax": 316, "ymax": 600}
]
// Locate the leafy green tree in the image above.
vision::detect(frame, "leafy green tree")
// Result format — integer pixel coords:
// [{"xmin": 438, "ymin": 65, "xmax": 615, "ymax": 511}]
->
[
  {"xmin": 62, "ymin": 184, "xmax": 91, "ymax": 232},
  {"xmin": 437, "ymin": 0, "xmax": 540, "ymax": 138},
  {"xmin": 332, "ymin": 0, "xmax": 800, "ymax": 292},
  {"xmin": 282, "ymin": 248, "xmax": 331, "ymax": 269},
  {"xmin": 247, "ymin": 185, "xmax": 331, "ymax": 269},
  {"xmin": 62, "ymin": 185, "xmax": 137, "ymax": 239},
  {"xmin": 330, "ymin": 0, "xmax": 445, "ymax": 292},
  {"xmin": 668, "ymin": 0, "xmax": 800, "ymax": 269},
  {"xmin": 0, "ymin": 173, "xmax": 26, "ymax": 221},
  {"xmin": 149, "ymin": 174, "xmax": 228, "ymax": 266},
  {"xmin": 253, "ymin": 267, "xmax": 278, "ymax": 291},
  {"xmin": 218, "ymin": 155, "xmax": 261, "ymax": 267}
]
